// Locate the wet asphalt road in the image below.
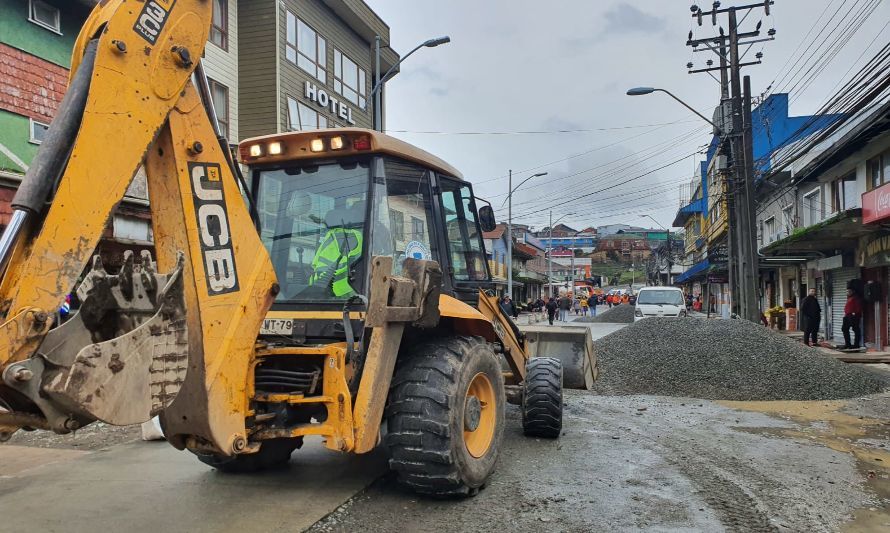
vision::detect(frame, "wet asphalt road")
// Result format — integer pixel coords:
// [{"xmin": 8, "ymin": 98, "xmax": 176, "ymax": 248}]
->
[
  {"xmin": 307, "ymin": 391, "xmax": 890, "ymax": 533},
  {"xmin": 3, "ymin": 316, "xmax": 889, "ymax": 532}
]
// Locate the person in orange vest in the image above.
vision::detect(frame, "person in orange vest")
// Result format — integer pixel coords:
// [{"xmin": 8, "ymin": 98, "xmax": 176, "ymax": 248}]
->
[{"xmin": 621, "ymin": 293, "xmax": 630, "ymax": 304}]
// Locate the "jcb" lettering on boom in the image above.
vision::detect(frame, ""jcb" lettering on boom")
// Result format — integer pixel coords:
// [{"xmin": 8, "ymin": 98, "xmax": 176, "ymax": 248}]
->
[{"xmin": 189, "ymin": 162, "xmax": 239, "ymax": 295}]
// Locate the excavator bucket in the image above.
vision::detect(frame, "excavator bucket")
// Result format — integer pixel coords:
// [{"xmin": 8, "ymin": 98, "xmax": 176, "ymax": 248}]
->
[
  {"xmin": 521, "ymin": 324, "xmax": 598, "ymax": 389},
  {"xmin": 2, "ymin": 250, "xmax": 188, "ymax": 432}
]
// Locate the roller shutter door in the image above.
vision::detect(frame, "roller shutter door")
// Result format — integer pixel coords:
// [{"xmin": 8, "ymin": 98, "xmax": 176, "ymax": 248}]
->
[{"xmin": 830, "ymin": 268, "xmax": 859, "ymax": 341}]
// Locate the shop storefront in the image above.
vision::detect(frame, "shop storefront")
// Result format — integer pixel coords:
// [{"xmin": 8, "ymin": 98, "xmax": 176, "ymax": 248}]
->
[{"xmin": 860, "ymin": 233, "xmax": 890, "ymax": 349}]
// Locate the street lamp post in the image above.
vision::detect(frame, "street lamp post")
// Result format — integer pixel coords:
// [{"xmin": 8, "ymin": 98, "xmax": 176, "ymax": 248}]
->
[
  {"xmin": 505, "ymin": 171, "xmax": 547, "ymax": 300},
  {"xmin": 547, "ymin": 211, "xmax": 570, "ymax": 298},
  {"xmin": 641, "ymin": 214, "xmax": 672, "ymax": 285},
  {"xmin": 626, "ymin": 87, "xmax": 722, "ymax": 135},
  {"xmin": 373, "ymin": 36, "xmax": 450, "ymax": 132}
]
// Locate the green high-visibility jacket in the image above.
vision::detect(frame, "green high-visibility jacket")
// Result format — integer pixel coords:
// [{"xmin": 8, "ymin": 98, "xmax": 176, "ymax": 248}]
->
[{"xmin": 309, "ymin": 228, "xmax": 363, "ymax": 297}]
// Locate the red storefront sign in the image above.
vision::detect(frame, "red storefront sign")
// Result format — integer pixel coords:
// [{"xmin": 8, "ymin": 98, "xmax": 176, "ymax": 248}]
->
[{"xmin": 862, "ymin": 183, "xmax": 890, "ymax": 223}]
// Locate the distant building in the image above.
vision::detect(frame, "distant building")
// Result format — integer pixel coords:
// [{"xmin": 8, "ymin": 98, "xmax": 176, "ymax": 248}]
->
[{"xmin": 597, "ymin": 224, "xmax": 634, "ymax": 236}]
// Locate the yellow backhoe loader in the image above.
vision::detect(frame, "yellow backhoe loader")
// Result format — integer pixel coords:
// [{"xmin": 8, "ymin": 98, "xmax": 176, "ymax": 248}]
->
[{"xmin": 0, "ymin": 0, "xmax": 596, "ymax": 496}]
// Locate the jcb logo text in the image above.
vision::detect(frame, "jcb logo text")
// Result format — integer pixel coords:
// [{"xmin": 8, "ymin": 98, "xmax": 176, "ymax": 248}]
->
[{"xmin": 189, "ymin": 162, "xmax": 239, "ymax": 295}]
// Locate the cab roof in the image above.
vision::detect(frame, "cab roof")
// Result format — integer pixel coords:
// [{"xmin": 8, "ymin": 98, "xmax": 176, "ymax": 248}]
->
[{"xmin": 239, "ymin": 128, "xmax": 463, "ymax": 180}]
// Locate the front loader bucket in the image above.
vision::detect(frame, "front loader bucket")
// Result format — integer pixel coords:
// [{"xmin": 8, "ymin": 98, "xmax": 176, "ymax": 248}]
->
[{"xmin": 521, "ymin": 325, "xmax": 597, "ymax": 389}]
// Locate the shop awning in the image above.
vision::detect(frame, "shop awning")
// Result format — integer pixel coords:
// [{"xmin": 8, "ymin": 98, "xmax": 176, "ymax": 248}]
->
[
  {"xmin": 760, "ymin": 208, "xmax": 870, "ymax": 256},
  {"xmin": 674, "ymin": 259, "xmax": 710, "ymax": 284}
]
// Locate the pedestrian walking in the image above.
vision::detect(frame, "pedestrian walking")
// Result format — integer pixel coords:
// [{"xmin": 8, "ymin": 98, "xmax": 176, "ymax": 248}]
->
[
  {"xmin": 800, "ymin": 288, "xmax": 821, "ymax": 347},
  {"xmin": 580, "ymin": 296, "xmax": 589, "ymax": 316},
  {"xmin": 558, "ymin": 294, "xmax": 572, "ymax": 322},
  {"xmin": 842, "ymin": 287, "xmax": 863, "ymax": 349},
  {"xmin": 573, "ymin": 297, "xmax": 581, "ymax": 316},
  {"xmin": 607, "ymin": 294, "xmax": 613, "ymax": 308},
  {"xmin": 545, "ymin": 297, "xmax": 558, "ymax": 325}
]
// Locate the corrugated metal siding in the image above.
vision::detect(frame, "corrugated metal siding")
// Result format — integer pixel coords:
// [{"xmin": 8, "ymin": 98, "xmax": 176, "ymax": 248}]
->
[
  {"xmin": 238, "ymin": 0, "xmax": 278, "ymax": 139},
  {"xmin": 278, "ymin": 0, "xmax": 375, "ymax": 130},
  {"xmin": 203, "ymin": 0, "xmax": 239, "ymax": 140},
  {"xmin": 830, "ymin": 267, "xmax": 859, "ymax": 340}
]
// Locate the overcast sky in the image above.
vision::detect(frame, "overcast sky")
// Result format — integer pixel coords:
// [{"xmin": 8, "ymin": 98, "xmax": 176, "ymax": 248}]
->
[{"xmin": 366, "ymin": 0, "xmax": 889, "ymax": 232}]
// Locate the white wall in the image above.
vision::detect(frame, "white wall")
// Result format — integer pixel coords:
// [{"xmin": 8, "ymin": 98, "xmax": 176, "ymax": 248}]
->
[{"xmin": 202, "ymin": 0, "xmax": 239, "ymax": 140}]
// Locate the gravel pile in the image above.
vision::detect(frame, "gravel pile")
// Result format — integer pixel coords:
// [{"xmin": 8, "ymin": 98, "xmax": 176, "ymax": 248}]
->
[
  {"xmin": 591, "ymin": 318, "xmax": 889, "ymax": 400},
  {"xmin": 576, "ymin": 304, "xmax": 635, "ymax": 324}
]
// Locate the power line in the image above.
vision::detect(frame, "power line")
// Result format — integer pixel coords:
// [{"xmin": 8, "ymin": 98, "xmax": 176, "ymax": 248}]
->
[
  {"xmin": 506, "ymin": 154, "xmax": 695, "ymax": 220},
  {"xmin": 473, "ymin": 119, "xmax": 701, "ymax": 185},
  {"xmin": 486, "ymin": 126, "xmax": 709, "ymax": 207},
  {"xmin": 387, "ymin": 119, "xmax": 700, "ymax": 136}
]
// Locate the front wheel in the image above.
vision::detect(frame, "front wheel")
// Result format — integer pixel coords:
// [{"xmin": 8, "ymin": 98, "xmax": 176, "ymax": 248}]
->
[
  {"xmin": 385, "ymin": 336, "xmax": 505, "ymax": 497},
  {"xmin": 522, "ymin": 357, "xmax": 563, "ymax": 438}
]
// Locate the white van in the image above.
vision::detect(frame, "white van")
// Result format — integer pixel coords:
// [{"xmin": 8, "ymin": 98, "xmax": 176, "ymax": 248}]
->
[{"xmin": 633, "ymin": 286, "xmax": 686, "ymax": 321}]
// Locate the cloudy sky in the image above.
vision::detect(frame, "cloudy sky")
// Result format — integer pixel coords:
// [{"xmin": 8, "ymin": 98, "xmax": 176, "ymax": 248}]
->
[{"xmin": 367, "ymin": 0, "xmax": 889, "ymax": 232}]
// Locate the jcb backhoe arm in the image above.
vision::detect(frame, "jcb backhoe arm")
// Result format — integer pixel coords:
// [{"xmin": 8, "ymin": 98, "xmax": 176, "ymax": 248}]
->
[{"xmin": 0, "ymin": 0, "xmax": 278, "ymax": 456}]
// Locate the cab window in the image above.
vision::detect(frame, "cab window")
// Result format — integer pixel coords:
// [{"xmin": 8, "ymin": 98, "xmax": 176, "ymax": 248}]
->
[
  {"xmin": 440, "ymin": 180, "xmax": 488, "ymax": 281},
  {"xmin": 381, "ymin": 159, "xmax": 439, "ymax": 274}
]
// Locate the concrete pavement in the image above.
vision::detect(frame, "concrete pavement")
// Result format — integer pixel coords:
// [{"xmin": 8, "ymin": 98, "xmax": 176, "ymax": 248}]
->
[{"xmin": 0, "ymin": 436, "xmax": 387, "ymax": 532}]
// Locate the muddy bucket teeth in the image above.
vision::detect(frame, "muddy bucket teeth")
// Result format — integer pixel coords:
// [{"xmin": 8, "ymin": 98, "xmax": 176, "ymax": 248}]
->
[{"xmin": 4, "ymin": 251, "xmax": 189, "ymax": 431}]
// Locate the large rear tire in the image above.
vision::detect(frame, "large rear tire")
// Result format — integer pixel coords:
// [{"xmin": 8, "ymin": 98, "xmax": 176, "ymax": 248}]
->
[
  {"xmin": 522, "ymin": 357, "xmax": 563, "ymax": 438},
  {"xmin": 194, "ymin": 438, "xmax": 301, "ymax": 473},
  {"xmin": 385, "ymin": 336, "xmax": 505, "ymax": 497}
]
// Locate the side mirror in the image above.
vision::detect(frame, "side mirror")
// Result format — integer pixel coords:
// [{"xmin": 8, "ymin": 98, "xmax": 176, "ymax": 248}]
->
[{"xmin": 478, "ymin": 205, "xmax": 497, "ymax": 232}]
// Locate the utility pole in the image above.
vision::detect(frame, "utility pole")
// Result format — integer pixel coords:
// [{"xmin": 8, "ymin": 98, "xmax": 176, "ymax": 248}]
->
[
  {"xmin": 742, "ymin": 74, "xmax": 759, "ymax": 314},
  {"xmin": 548, "ymin": 210, "xmax": 553, "ymax": 298},
  {"xmin": 570, "ymin": 233, "xmax": 576, "ymax": 295},
  {"xmin": 687, "ymin": 1, "xmax": 774, "ymax": 322},
  {"xmin": 507, "ymin": 169, "xmax": 513, "ymax": 300},
  {"xmin": 665, "ymin": 229, "xmax": 672, "ymax": 285}
]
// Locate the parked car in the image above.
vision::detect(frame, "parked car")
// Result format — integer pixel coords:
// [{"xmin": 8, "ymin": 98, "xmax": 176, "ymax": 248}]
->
[{"xmin": 634, "ymin": 287, "xmax": 686, "ymax": 321}]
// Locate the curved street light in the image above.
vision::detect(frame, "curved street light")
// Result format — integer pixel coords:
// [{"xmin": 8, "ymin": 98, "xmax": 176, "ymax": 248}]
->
[
  {"xmin": 373, "ymin": 36, "xmax": 451, "ymax": 131},
  {"xmin": 506, "ymin": 171, "xmax": 548, "ymax": 299},
  {"xmin": 626, "ymin": 86, "xmax": 722, "ymax": 134},
  {"xmin": 546, "ymin": 211, "xmax": 572, "ymax": 298}
]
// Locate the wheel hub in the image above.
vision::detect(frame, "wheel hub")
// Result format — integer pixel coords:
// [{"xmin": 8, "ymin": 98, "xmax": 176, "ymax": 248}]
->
[
  {"xmin": 464, "ymin": 396, "xmax": 482, "ymax": 431},
  {"xmin": 463, "ymin": 372, "xmax": 496, "ymax": 458}
]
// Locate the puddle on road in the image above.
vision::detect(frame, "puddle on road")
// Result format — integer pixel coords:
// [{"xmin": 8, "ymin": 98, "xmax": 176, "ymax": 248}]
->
[{"xmin": 718, "ymin": 399, "xmax": 890, "ymax": 532}]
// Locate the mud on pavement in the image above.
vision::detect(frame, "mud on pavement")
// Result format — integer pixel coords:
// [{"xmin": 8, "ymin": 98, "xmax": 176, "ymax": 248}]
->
[{"xmin": 308, "ymin": 390, "xmax": 890, "ymax": 533}]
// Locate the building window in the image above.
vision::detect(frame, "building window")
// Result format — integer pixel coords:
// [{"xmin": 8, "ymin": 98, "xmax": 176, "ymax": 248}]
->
[
  {"xmin": 286, "ymin": 12, "xmax": 326, "ymax": 83},
  {"xmin": 803, "ymin": 189, "xmax": 822, "ymax": 226},
  {"xmin": 208, "ymin": 79, "xmax": 229, "ymax": 138},
  {"xmin": 29, "ymin": 0, "xmax": 60, "ymax": 34},
  {"xmin": 868, "ymin": 155, "xmax": 883, "ymax": 190},
  {"xmin": 29, "ymin": 118, "xmax": 50, "ymax": 144},
  {"xmin": 410, "ymin": 216, "xmax": 425, "ymax": 241},
  {"xmin": 389, "ymin": 210, "xmax": 404, "ymax": 240},
  {"xmin": 286, "ymin": 96, "xmax": 328, "ymax": 131},
  {"xmin": 764, "ymin": 216, "xmax": 776, "ymax": 243},
  {"xmin": 781, "ymin": 204, "xmax": 794, "ymax": 234},
  {"xmin": 830, "ymin": 173, "xmax": 858, "ymax": 212},
  {"xmin": 333, "ymin": 49, "xmax": 367, "ymax": 109},
  {"xmin": 209, "ymin": 0, "xmax": 228, "ymax": 50}
]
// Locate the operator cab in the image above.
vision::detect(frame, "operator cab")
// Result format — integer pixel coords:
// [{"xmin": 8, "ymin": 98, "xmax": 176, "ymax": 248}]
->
[{"xmin": 239, "ymin": 129, "xmax": 497, "ymax": 342}]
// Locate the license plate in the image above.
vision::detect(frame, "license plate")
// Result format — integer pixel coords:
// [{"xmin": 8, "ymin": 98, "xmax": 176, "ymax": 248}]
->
[{"xmin": 260, "ymin": 318, "xmax": 293, "ymax": 335}]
